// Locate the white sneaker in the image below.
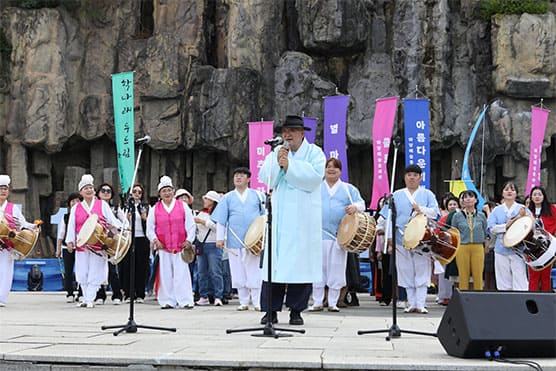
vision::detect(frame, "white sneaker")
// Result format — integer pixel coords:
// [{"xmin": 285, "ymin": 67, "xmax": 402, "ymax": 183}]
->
[
  {"xmin": 76, "ymin": 302, "xmax": 87, "ymax": 308},
  {"xmin": 328, "ymin": 305, "xmax": 340, "ymax": 312},
  {"xmin": 196, "ymin": 297, "xmax": 210, "ymax": 306},
  {"xmin": 86, "ymin": 303, "xmax": 95, "ymax": 308},
  {"xmin": 113, "ymin": 298, "xmax": 121, "ymax": 305},
  {"xmin": 214, "ymin": 298, "xmax": 223, "ymax": 306},
  {"xmin": 253, "ymin": 306, "xmax": 261, "ymax": 312},
  {"xmin": 236, "ymin": 305, "xmax": 249, "ymax": 311},
  {"xmin": 396, "ymin": 300, "xmax": 408, "ymax": 309},
  {"xmin": 0, "ymin": 302, "xmax": 5, "ymax": 307},
  {"xmin": 136, "ymin": 298, "xmax": 144, "ymax": 304},
  {"xmin": 66, "ymin": 296, "xmax": 74, "ymax": 303},
  {"xmin": 95, "ymin": 299, "xmax": 104, "ymax": 305},
  {"xmin": 308, "ymin": 305, "xmax": 324, "ymax": 312}
]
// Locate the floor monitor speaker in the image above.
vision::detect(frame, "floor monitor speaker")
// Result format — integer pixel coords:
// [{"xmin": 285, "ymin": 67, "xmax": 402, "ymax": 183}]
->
[{"xmin": 437, "ymin": 289, "xmax": 556, "ymax": 358}]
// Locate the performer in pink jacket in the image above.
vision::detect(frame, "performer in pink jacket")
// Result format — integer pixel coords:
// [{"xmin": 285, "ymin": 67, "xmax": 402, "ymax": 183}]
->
[{"xmin": 147, "ymin": 176, "xmax": 196, "ymax": 309}]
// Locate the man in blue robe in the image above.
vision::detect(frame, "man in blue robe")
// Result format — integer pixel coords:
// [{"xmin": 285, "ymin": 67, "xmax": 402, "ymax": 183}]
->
[
  {"xmin": 259, "ymin": 115, "xmax": 325, "ymax": 325},
  {"xmin": 212, "ymin": 168, "xmax": 265, "ymax": 310}
]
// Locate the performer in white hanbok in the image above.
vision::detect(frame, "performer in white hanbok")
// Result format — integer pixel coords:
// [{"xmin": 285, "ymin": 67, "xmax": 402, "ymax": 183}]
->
[
  {"xmin": 259, "ymin": 115, "xmax": 326, "ymax": 325},
  {"xmin": 147, "ymin": 176, "xmax": 196, "ymax": 309},
  {"xmin": 310, "ymin": 158, "xmax": 364, "ymax": 313},
  {"xmin": 212, "ymin": 167, "xmax": 265, "ymax": 311},
  {"xmin": 487, "ymin": 181, "xmax": 529, "ymax": 291},
  {"xmin": 65, "ymin": 174, "xmax": 122, "ymax": 308},
  {"xmin": 0, "ymin": 175, "xmax": 38, "ymax": 307},
  {"xmin": 380, "ymin": 165, "xmax": 439, "ymax": 314}
]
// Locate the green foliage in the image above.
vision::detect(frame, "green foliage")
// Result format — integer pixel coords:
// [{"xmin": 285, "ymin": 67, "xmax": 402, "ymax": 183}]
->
[{"xmin": 479, "ymin": 0, "xmax": 550, "ymax": 20}]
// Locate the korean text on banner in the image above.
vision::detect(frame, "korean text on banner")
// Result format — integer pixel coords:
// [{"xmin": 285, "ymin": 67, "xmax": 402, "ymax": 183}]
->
[
  {"xmin": 526, "ymin": 107, "xmax": 550, "ymax": 195},
  {"xmin": 303, "ymin": 117, "xmax": 317, "ymax": 143},
  {"xmin": 249, "ymin": 121, "xmax": 274, "ymax": 193},
  {"xmin": 112, "ymin": 71, "xmax": 135, "ymax": 194},
  {"xmin": 404, "ymin": 99, "xmax": 431, "ymax": 188},
  {"xmin": 370, "ymin": 96, "xmax": 398, "ymax": 210},
  {"xmin": 324, "ymin": 95, "xmax": 349, "ymax": 181}
]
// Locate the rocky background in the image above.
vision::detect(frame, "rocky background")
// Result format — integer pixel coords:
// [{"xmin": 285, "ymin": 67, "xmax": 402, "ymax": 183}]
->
[{"xmin": 0, "ymin": 0, "xmax": 555, "ymax": 257}]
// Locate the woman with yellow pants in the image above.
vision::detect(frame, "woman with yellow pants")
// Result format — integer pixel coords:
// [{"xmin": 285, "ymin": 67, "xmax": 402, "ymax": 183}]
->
[{"xmin": 451, "ymin": 190, "xmax": 488, "ymax": 290}]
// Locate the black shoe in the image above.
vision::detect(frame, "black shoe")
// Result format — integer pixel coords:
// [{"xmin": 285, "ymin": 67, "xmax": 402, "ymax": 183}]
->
[
  {"xmin": 221, "ymin": 298, "xmax": 229, "ymax": 305},
  {"xmin": 260, "ymin": 311, "xmax": 278, "ymax": 325},
  {"xmin": 289, "ymin": 310, "xmax": 304, "ymax": 325}
]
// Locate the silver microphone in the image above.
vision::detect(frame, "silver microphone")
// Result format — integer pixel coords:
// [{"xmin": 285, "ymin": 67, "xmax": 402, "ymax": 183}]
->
[
  {"xmin": 279, "ymin": 141, "xmax": 289, "ymax": 169},
  {"xmin": 135, "ymin": 135, "xmax": 151, "ymax": 145}
]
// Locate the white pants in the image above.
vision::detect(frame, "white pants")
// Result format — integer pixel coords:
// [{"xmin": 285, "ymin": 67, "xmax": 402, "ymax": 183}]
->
[
  {"xmin": 312, "ymin": 240, "xmax": 347, "ymax": 306},
  {"xmin": 75, "ymin": 250, "xmax": 108, "ymax": 305},
  {"xmin": 495, "ymin": 253, "xmax": 528, "ymax": 291},
  {"xmin": 229, "ymin": 249, "xmax": 262, "ymax": 306},
  {"xmin": 396, "ymin": 245, "xmax": 431, "ymax": 309},
  {"xmin": 0, "ymin": 249, "xmax": 14, "ymax": 304},
  {"xmin": 158, "ymin": 250, "xmax": 193, "ymax": 308}
]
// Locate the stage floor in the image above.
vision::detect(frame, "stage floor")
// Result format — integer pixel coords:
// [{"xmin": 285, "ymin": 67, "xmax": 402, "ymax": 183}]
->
[{"xmin": 0, "ymin": 292, "xmax": 554, "ymax": 370}]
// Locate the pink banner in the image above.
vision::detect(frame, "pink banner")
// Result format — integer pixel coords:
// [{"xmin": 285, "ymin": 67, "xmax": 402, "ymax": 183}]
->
[
  {"xmin": 249, "ymin": 121, "xmax": 274, "ymax": 193},
  {"xmin": 525, "ymin": 107, "xmax": 550, "ymax": 195},
  {"xmin": 369, "ymin": 96, "xmax": 398, "ymax": 210}
]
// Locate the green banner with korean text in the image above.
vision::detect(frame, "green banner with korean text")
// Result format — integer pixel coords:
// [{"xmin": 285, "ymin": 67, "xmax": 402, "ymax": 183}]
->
[{"xmin": 112, "ymin": 71, "xmax": 135, "ymax": 194}]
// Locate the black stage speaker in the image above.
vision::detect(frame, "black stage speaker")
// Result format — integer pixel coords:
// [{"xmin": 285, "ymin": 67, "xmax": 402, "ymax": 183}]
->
[{"xmin": 437, "ymin": 289, "xmax": 556, "ymax": 358}]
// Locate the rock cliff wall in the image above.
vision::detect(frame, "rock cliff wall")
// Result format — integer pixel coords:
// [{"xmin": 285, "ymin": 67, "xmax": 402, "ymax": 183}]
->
[{"xmin": 0, "ymin": 0, "xmax": 554, "ymax": 257}]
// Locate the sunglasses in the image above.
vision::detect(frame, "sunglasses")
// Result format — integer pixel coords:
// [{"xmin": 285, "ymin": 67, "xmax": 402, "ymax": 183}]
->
[
  {"xmin": 133, "ymin": 189, "xmax": 143, "ymax": 194},
  {"xmin": 100, "ymin": 188, "xmax": 112, "ymax": 193}
]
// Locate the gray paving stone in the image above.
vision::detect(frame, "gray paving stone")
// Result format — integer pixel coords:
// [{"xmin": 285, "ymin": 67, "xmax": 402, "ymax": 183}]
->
[{"xmin": 0, "ymin": 292, "xmax": 554, "ymax": 370}]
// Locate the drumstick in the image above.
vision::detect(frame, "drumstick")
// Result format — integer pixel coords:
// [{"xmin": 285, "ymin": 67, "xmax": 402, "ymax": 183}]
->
[{"xmin": 222, "ymin": 246, "xmax": 238, "ymax": 257}]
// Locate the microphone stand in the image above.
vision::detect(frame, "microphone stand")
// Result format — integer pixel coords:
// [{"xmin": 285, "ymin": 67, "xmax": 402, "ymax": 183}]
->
[
  {"xmin": 101, "ymin": 141, "xmax": 176, "ymax": 336},
  {"xmin": 358, "ymin": 137, "xmax": 436, "ymax": 340},
  {"xmin": 226, "ymin": 141, "xmax": 304, "ymax": 338}
]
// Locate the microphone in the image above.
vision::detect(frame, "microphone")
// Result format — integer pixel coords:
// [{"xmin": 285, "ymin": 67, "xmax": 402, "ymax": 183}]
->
[
  {"xmin": 264, "ymin": 136, "xmax": 284, "ymax": 146},
  {"xmin": 135, "ymin": 135, "xmax": 151, "ymax": 145},
  {"xmin": 279, "ymin": 141, "xmax": 289, "ymax": 169}
]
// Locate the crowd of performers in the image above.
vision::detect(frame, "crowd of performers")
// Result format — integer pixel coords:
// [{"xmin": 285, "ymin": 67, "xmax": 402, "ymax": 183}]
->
[{"xmin": 0, "ymin": 115, "xmax": 554, "ymax": 324}]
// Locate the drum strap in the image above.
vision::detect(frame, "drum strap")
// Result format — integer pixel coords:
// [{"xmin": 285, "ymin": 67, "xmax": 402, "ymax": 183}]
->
[
  {"xmin": 322, "ymin": 229, "xmax": 337, "ymax": 241},
  {"xmin": 228, "ymin": 226, "xmax": 247, "ymax": 249},
  {"xmin": 342, "ymin": 182, "xmax": 354, "ymax": 205}
]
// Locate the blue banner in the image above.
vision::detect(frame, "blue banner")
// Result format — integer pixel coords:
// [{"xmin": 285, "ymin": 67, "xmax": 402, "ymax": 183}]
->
[
  {"xmin": 404, "ymin": 99, "xmax": 431, "ymax": 188},
  {"xmin": 112, "ymin": 72, "xmax": 135, "ymax": 194},
  {"xmin": 323, "ymin": 95, "xmax": 349, "ymax": 181}
]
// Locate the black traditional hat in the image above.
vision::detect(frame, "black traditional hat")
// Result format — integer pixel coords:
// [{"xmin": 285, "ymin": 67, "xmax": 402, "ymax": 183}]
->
[{"xmin": 278, "ymin": 115, "xmax": 312, "ymax": 131}]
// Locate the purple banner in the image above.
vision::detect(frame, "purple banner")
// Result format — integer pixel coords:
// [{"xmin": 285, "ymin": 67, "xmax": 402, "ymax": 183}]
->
[
  {"xmin": 404, "ymin": 99, "xmax": 431, "ymax": 188},
  {"xmin": 370, "ymin": 96, "xmax": 398, "ymax": 210},
  {"xmin": 324, "ymin": 95, "xmax": 349, "ymax": 181},
  {"xmin": 303, "ymin": 117, "xmax": 317, "ymax": 143},
  {"xmin": 526, "ymin": 106, "xmax": 550, "ymax": 195}
]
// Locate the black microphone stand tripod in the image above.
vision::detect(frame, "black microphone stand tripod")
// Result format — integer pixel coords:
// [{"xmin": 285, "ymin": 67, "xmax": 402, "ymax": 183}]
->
[
  {"xmin": 226, "ymin": 142, "xmax": 304, "ymax": 338},
  {"xmin": 358, "ymin": 137, "xmax": 436, "ymax": 341},
  {"xmin": 101, "ymin": 141, "xmax": 176, "ymax": 336}
]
